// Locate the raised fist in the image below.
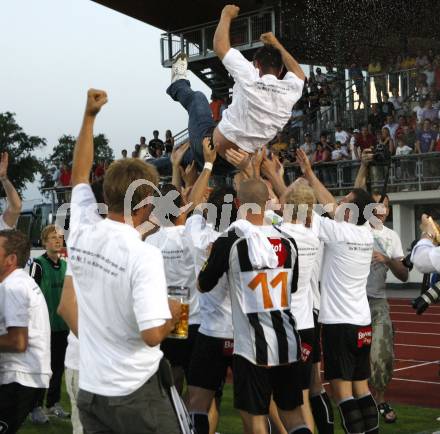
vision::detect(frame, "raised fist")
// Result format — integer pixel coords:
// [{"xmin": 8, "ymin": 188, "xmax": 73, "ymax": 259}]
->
[
  {"xmin": 85, "ymin": 89, "xmax": 108, "ymax": 117},
  {"xmin": 222, "ymin": 5, "xmax": 240, "ymax": 20},
  {"xmin": 260, "ymin": 32, "xmax": 280, "ymax": 48}
]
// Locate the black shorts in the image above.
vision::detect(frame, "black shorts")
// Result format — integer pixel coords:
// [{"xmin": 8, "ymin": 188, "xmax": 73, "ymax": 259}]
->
[
  {"xmin": 187, "ymin": 332, "xmax": 233, "ymax": 392},
  {"xmin": 161, "ymin": 324, "xmax": 199, "ymax": 377},
  {"xmin": 298, "ymin": 328, "xmax": 315, "ymax": 390},
  {"xmin": 312, "ymin": 311, "xmax": 322, "ymax": 364},
  {"xmin": 233, "ymin": 355, "xmax": 303, "ymax": 415},
  {"xmin": 322, "ymin": 323, "xmax": 372, "ymax": 381}
]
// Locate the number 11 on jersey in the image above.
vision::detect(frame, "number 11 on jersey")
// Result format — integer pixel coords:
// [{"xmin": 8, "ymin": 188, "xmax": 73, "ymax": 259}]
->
[{"xmin": 248, "ymin": 271, "xmax": 288, "ymax": 311}]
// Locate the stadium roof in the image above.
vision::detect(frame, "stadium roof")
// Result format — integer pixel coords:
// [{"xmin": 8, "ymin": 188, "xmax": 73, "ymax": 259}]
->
[{"xmin": 92, "ymin": 0, "xmax": 440, "ymax": 66}]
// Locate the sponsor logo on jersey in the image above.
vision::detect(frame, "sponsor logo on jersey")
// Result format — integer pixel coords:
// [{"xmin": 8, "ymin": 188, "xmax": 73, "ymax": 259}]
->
[
  {"xmin": 301, "ymin": 342, "xmax": 312, "ymax": 362},
  {"xmin": 357, "ymin": 326, "xmax": 372, "ymax": 348}
]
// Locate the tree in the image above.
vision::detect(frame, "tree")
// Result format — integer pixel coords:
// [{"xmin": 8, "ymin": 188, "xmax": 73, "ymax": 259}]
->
[
  {"xmin": 0, "ymin": 112, "xmax": 46, "ymax": 195},
  {"xmin": 41, "ymin": 133, "xmax": 115, "ymax": 190}
]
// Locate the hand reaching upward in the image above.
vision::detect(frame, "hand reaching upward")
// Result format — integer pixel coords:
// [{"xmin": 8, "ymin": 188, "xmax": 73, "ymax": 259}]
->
[{"xmin": 85, "ymin": 89, "xmax": 108, "ymax": 117}]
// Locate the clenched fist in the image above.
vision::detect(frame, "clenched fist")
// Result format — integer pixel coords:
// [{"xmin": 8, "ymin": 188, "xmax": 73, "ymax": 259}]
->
[
  {"xmin": 221, "ymin": 4, "xmax": 240, "ymax": 20},
  {"xmin": 85, "ymin": 89, "xmax": 108, "ymax": 117},
  {"xmin": 260, "ymin": 32, "xmax": 280, "ymax": 48}
]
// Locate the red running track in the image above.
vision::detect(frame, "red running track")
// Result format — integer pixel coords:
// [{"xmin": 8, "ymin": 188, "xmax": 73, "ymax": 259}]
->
[{"xmin": 386, "ymin": 298, "xmax": 440, "ymax": 408}]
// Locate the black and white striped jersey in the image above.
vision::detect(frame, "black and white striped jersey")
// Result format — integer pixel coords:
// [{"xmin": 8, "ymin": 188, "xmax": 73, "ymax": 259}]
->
[{"xmin": 198, "ymin": 225, "xmax": 300, "ymax": 367}]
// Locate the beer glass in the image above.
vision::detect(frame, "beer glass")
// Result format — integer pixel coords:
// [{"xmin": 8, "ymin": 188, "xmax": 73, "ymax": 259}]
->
[{"xmin": 168, "ymin": 286, "xmax": 189, "ymax": 339}]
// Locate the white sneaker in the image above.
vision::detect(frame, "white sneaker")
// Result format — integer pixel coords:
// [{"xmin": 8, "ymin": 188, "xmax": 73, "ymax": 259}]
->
[{"xmin": 171, "ymin": 53, "xmax": 188, "ymax": 83}]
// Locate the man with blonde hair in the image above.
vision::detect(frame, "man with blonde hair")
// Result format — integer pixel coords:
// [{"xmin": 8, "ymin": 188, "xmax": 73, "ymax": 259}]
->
[{"xmin": 29, "ymin": 225, "xmax": 69, "ymax": 423}]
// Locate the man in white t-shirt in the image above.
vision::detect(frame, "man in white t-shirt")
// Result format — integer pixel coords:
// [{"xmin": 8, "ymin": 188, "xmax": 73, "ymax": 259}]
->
[
  {"xmin": 166, "ymin": 4, "xmax": 304, "ymax": 175},
  {"xmin": 335, "ymin": 124, "xmax": 350, "ymax": 147},
  {"xmin": 297, "ymin": 149, "xmax": 379, "ymax": 434},
  {"xmin": 365, "ymin": 193, "xmax": 408, "ymax": 423},
  {"xmin": 411, "ymin": 214, "xmax": 440, "ymax": 274},
  {"xmin": 0, "ymin": 152, "xmax": 22, "ymax": 230},
  {"xmin": 0, "ymin": 230, "xmax": 51, "ymax": 433},
  {"xmin": 65, "ymin": 89, "xmax": 182, "ymax": 434}
]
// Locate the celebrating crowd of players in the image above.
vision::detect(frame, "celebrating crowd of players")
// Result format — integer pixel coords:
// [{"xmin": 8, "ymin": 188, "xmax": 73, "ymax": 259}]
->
[{"xmin": 1, "ymin": 4, "xmax": 440, "ymax": 434}]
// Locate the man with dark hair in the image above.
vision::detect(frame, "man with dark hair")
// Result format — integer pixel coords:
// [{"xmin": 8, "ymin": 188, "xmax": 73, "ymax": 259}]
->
[
  {"xmin": 148, "ymin": 130, "xmax": 164, "ymax": 158},
  {"xmin": 297, "ymin": 149, "xmax": 379, "ymax": 434},
  {"xmin": 0, "ymin": 230, "xmax": 51, "ymax": 433},
  {"xmin": 166, "ymin": 4, "xmax": 305, "ymax": 174}
]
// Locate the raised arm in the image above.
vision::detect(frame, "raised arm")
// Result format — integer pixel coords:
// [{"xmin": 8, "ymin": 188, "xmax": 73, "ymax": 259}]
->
[
  {"xmin": 354, "ymin": 149, "xmax": 374, "ymax": 190},
  {"xmin": 72, "ymin": 89, "xmax": 108, "ymax": 186},
  {"xmin": 0, "ymin": 153, "xmax": 22, "ymax": 227},
  {"xmin": 260, "ymin": 32, "xmax": 305, "ymax": 81},
  {"xmin": 213, "ymin": 4, "xmax": 240, "ymax": 60},
  {"xmin": 296, "ymin": 149, "xmax": 337, "ymax": 216}
]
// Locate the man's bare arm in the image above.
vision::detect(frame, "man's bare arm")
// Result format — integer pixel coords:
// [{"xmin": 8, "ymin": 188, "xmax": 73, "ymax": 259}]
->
[
  {"xmin": 260, "ymin": 33, "xmax": 305, "ymax": 81},
  {"xmin": 0, "ymin": 153, "xmax": 22, "ymax": 227},
  {"xmin": 297, "ymin": 149, "xmax": 337, "ymax": 216},
  {"xmin": 213, "ymin": 5, "xmax": 240, "ymax": 60},
  {"xmin": 57, "ymin": 276, "xmax": 78, "ymax": 337},
  {"xmin": 72, "ymin": 89, "xmax": 108, "ymax": 186},
  {"xmin": 354, "ymin": 149, "xmax": 374, "ymax": 190},
  {"xmin": 0, "ymin": 327, "xmax": 28, "ymax": 352}
]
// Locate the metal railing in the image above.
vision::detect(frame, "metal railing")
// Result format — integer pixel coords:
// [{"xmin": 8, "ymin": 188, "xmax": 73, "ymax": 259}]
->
[
  {"xmin": 284, "ymin": 152, "xmax": 440, "ymax": 194},
  {"xmin": 160, "ymin": 8, "xmax": 276, "ymax": 67}
]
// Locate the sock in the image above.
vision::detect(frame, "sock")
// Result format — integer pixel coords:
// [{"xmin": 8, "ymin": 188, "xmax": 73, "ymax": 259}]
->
[
  {"xmin": 357, "ymin": 394, "xmax": 379, "ymax": 433},
  {"xmin": 310, "ymin": 391, "xmax": 335, "ymax": 434},
  {"xmin": 288, "ymin": 426, "xmax": 313, "ymax": 434},
  {"xmin": 190, "ymin": 412, "xmax": 209, "ymax": 434},
  {"xmin": 338, "ymin": 397, "xmax": 365, "ymax": 434}
]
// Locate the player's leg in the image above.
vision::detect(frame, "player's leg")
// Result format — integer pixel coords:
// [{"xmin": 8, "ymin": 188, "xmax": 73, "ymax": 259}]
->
[
  {"xmin": 353, "ymin": 380, "xmax": 379, "ymax": 434},
  {"xmin": 369, "ymin": 298, "xmax": 396, "ymax": 423},
  {"xmin": 268, "ymin": 398, "xmax": 288, "ymax": 434},
  {"xmin": 166, "ymin": 55, "xmax": 216, "ymax": 170}
]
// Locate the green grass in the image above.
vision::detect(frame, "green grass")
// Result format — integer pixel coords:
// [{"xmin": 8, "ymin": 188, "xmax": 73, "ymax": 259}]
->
[{"xmin": 19, "ymin": 384, "xmax": 440, "ymax": 434}]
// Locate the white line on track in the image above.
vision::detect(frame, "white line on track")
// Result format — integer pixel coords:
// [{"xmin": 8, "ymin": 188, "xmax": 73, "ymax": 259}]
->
[
  {"xmin": 395, "ymin": 343, "xmax": 440, "ymax": 349},
  {"xmin": 392, "ymin": 377, "xmax": 440, "ymax": 386},
  {"xmin": 395, "ymin": 358, "xmax": 431, "ymax": 362},
  {"xmin": 390, "ymin": 304, "xmax": 440, "ymax": 308},
  {"xmin": 396, "ymin": 330, "xmax": 439, "ymax": 336},
  {"xmin": 393, "ymin": 320, "xmax": 440, "ymax": 325},
  {"xmin": 391, "ymin": 311, "xmax": 440, "ymax": 316},
  {"xmin": 393, "ymin": 360, "xmax": 440, "ymax": 372}
]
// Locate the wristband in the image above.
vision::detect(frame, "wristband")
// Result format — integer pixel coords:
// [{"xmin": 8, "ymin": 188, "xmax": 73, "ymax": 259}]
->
[{"xmin": 204, "ymin": 162, "xmax": 213, "ymax": 172}]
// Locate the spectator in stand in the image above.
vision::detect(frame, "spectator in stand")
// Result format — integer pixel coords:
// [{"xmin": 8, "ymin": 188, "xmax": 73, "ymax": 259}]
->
[
  {"xmin": 349, "ymin": 63, "xmax": 365, "ymax": 109},
  {"xmin": 389, "ymin": 88, "xmax": 403, "ymax": 115},
  {"xmin": 349, "ymin": 129, "xmax": 361, "ymax": 160},
  {"xmin": 313, "ymin": 134, "xmax": 332, "ymax": 185},
  {"xmin": 148, "ymin": 130, "xmax": 164, "ymax": 158},
  {"xmin": 121, "ymin": 149, "xmax": 127, "ymax": 159},
  {"xmin": 289, "ymin": 103, "xmax": 304, "ymax": 142},
  {"xmin": 59, "ymin": 164, "xmax": 71, "ymax": 187},
  {"xmin": 318, "ymin": 84, "xmax": 332, "ymax": 126},
  {"xmin": 380, "ymin": 93, "xmax": 395, "ymax": 118},
  {"xmin": 368, "ymin": 103, "xmax": 385, "ymax": 133},
  {"xmin": 137, "ymin": 137, "xmax": 147, "ymax": 159},
  {"xmin": 400, "ymin": 125, "xmax": 417, "ymax": 149},
  {"xmin": 423, "ymin": 63, "xmax": 435, "ymax": 87},
  {"xmin": 164, "ymin": 130, "xmax": 174, "ymax": 154},
  {"xmin": 29, "ymin": 226, "xmax": 69, "ymax": 424},
  {"xmin": 94, "ymin": 160, "xmax": 106, "ymax": 181},
  {"xmin": 416, "ymin": 119, "xmax": 436, "ymax": 153},
  {"xmin": 335, "ymin": 123, "xmax": 350, "ymax": 146},
  {"xmin": 395, "ymin": 115, "xmax": 408, "ymax": 140},
  {"xmin": 331, "ymin": 141, "xmax": 349, "ymax": 161},
  {"xmin": 357, "ymin": 125, "xmax": 377, "ymax": 152},
  {"xmin": 368, "ymin": 58, "xmax": 387, "ymax": 103},
  {"xmin": 416, "ymin": 50, "xmax": 429, "ymax": 69},
  {"xmin": 395, "ymin": 137, "xmax": 413, "ymax": 156},
  {"xmin": 434, "ymin": 57, "xmax": 440, "ymax": 92},
  {"xmin": 131, "ymin": 150, "xmax": 139, "ymax": 158},
  {"xmin": 384, "ymin": 114, "xmax": 399, "ymax": 141},
  {"xmin": 300, "ymin": 133, "xmax": 315, "ymax": 161},
  {"xmin": 421, "ymin": 99, "xmax": 439, "ymax": 122},
  {"xmin": 378, "ymin": 126, "xmax": 395, "ymax": 155},
  {"xmin": 315, "ymin": 67, "xmax": 326, "ymax": 85},
  {"xmin": 388, "ymin": 55, "xmax": 402, "ymax": 92},
  {"xmin": 416, "ymin": 72, "xmax": 430, "ymax": 99},
  {"xmin": 271, "ymin": 132, "xmax": 288, "ymax": 154}
]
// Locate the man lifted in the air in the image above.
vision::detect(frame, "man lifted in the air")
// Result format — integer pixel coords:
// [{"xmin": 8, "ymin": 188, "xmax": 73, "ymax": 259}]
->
[{"xmin": 166, "ymin": 4, "xmax": 305, "ymax": 175}]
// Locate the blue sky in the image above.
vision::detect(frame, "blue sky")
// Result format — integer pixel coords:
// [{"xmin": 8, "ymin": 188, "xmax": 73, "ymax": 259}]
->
[{"xmin": 0, "ymin": 0, "xmax": 209, "ymax": 200}]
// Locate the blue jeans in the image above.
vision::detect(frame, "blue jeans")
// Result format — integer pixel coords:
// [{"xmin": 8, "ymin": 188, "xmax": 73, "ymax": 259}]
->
[{"xmin": 167, "ymin": 79, "xmax": 234, "ymax": 176}]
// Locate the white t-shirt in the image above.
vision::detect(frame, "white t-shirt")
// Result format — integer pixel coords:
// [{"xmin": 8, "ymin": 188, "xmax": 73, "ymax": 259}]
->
[
  {"xmin": 395, "ymin": 145, "xmax": 413, "ymax": 156},
  {"xmin": 411, "ymin": 239, "xmax": 440, "ymax": 274},
  {"xmin": 219, "ymin": 48, "xmax": 304, "ymax": 153},
  {"xmin": 67, "ymin": 184, "xmax": 171, "ymax": 396},
  {"xmin": 331, "ymin": 148, "xmax": 349, "ymax": 161},
  {"xmin": 184, "ymin": 214, "xmax": 233, "ymax": 339},
  {"xmin": 366, "ymin": 225, "xmax": 404, "ymax": 299},
  {"xmin": 335, "ymin": 130, "xmax": 350, "ymax": 145},
  {"xmin": 0, "ymin": 269, "xmax": 51, "ymax": 388},
  {"xmin": 146, "ymin": 225, "xmax": 200, "ymax": 325},
  {"xmin": 317, "ymin": 215, "xmax": 374, "ymax": 325},
  {"xmin": 278, "ymin": 223, "xmax": 320, "ymax": 330}
]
